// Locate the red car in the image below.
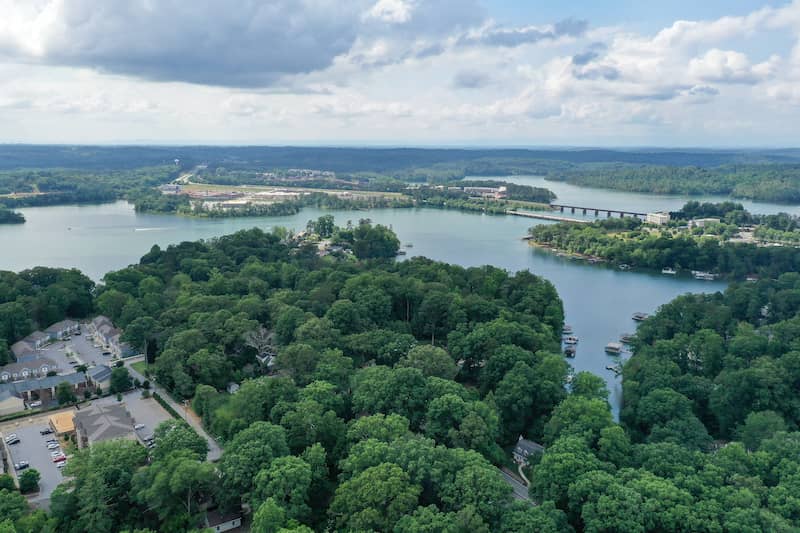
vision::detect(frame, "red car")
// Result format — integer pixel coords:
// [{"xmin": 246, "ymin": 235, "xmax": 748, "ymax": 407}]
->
[{"xmin": 52, "ymin": 454, "xmax": 66, "ymax": 463}]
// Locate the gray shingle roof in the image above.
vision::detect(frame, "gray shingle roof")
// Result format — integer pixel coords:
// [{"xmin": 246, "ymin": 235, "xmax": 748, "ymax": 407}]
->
[{"xmin": 0, "ymin": 372, "xmax": 86, "ymax": 396}]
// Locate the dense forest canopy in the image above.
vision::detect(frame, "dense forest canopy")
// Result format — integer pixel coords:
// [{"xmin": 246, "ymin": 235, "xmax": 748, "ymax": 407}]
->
[{"xmin": 4, "ymin": 219, "xmax": 800, "ymax": 531}]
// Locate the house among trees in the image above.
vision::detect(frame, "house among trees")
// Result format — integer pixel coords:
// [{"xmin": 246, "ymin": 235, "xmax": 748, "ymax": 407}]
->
[
  {"xmin": 0, "ymin": 354, "xmax": 58, "ymax": 382},
  {"xmin": 88, "ymin": 316, "xmax": 134, "ymax": 357},
  {"xmin": 512, "ymin": 436, "xmax": 545, "ymax": 467},
  {"xmin": 10, "ymin": 331, "xmax": 49, "ymax": 358},
  {"xmin": 204, "ymin": 509, "xmax": 242, "ymax": 532},
  {"xmin": 44, "ymin": 319, "xmax": 80, "ymax": 341}
]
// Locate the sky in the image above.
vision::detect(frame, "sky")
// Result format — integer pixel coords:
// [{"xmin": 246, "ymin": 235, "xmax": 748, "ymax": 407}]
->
[{"xmin": 0, "ymin": 0, "xmax": 799, "ymax": 146}]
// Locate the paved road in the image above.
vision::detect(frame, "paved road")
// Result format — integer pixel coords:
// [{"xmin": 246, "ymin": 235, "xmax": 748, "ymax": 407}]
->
[
  {"xmin": 500, "ymin": 469, "xmax": 535, "ymax": 504},
  {"xmin": 124, "ymin": 357, "xmax": 222, "ymax": 462}
]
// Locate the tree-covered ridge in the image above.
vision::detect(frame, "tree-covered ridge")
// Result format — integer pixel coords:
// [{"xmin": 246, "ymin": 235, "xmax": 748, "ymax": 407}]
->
[
  {"xmin": 527, "ymin": 205, "xmax": 800, "ymax": 279},
  {"xmin": 547, "ymin": 163, "xmax": 800, "ymax": 203},
  {"xmin": 0, "ymin": 167, "xmax": 178, "ymax": 208}
]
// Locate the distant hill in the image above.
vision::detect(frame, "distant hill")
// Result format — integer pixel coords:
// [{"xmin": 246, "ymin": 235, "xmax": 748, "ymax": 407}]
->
[{"xmin": 1, "ymin": 144, "xmax": 799, "ymax": 172}]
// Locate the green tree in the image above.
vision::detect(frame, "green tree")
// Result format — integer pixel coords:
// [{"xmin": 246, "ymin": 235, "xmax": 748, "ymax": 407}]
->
[
  {"xmin": 252, "ymin": 498, "xmax": 286, "ymax": 533},
  {"xmin": 0, "ymin": 489, "xmax": 28, "ymax": 523},
  {"xmin": 738, "ymin": 410, "xmax": 787, "ymax": 451},
  {"xmin": 56, "ymin": 381, "xmax": 77, "ymax": 405},
  {"xmin": 0, "ymin": 475, "xmax": 14, "ymax": 492},
  {"xmin": 329, "ymin": 463, "xmax": 421, "ymax": 531},
  {"xmin": 17, "ymin": 469, "xmax": 40, "ymax": 494},
  {"xmin": 252, "ymin": 456, "xmax": 312, "ymax": 522},
  {"xmin": 151, "ymin": 420, "xmax": 209, "ymax": 461},
  {"xmin": 109, "ymin": 367, "xmax": 133, "ymax": 394},
  {"xmin": 397, "ymin": 345, "xmax": 458, "ymax": 379},
  {"xmin": 218, "ymin": 422, "xmax": 289, "ymax": 504}
]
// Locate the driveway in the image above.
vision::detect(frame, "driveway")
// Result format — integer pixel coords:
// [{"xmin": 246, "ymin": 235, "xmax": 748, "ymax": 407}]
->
[
  {"xmin": 124, "ymin": 358, "xmax": 222, "ymax": 462},
  {"xmin": 500, "ymin": 468, "xmax": 535, "ymax": 504}
]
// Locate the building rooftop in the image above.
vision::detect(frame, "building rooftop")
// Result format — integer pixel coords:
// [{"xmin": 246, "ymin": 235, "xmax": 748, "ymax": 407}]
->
[
  {"xmin": 49, "ymin": 411, "xmax": 76, "ymax": 434},
  {"xmin": 45, "ymin": 319, "xmax": 79, "ymax": 334},
  {"xmin": 74, "ymin": 403, "xmax": 135, "ymax": 445},
  {"xmin": 0, "ymin": 372, "xmax": 86, "ymax": 396},
  {"xmin": 10, "ymin": 341, "xmax": 35, "ymax": 359},
  {"xmin": 514, "ymin": 437, "xmax": 545, "ymax": 456},
  {"xmin": 87, "ymin": 365, "xmax": 112, "ymax": 382}
]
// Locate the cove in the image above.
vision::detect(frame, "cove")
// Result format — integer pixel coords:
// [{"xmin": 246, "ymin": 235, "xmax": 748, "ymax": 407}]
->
[{"xmin": 1, "ymin": 201, "xmax": 728, "ymax": 415}]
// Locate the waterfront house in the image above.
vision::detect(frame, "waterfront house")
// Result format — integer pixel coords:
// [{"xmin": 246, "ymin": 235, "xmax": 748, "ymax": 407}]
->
[{"xmin": 512, "ymin": 436, "xmax": 545, "ymax": 467}]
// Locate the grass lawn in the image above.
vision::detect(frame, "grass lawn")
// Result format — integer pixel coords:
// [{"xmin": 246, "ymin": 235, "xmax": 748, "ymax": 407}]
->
[{"xmin": 131, "ymin": 361, "xmax": 148, "ymax": 376}]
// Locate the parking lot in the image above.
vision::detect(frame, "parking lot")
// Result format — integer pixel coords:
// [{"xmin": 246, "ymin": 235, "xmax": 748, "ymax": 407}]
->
[
  {"xmin": 94, "ymin": 391, "xmax": 173, "ymax": 440},
  {"xmin": 1, "ymin": 410, "xmax": 73, "ymax": 508},
  {"xmin": 40, "ymin": 329, "xmax": 111, "ymax": 371}
]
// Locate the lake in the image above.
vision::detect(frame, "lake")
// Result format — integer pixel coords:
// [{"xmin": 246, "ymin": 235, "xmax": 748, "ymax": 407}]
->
[
  {"xmin": 479, "ymin": 175, "xmax": 800, "ymax": 218},
  {"xmin": 1, "ymin": 200, "xmax": 730, "ymax": 416}
]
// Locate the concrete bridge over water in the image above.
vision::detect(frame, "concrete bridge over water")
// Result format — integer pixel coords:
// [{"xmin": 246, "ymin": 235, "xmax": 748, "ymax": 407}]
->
[{"xmin": 549, "ymin": 204, "xmax": 648, "ymax": 218}]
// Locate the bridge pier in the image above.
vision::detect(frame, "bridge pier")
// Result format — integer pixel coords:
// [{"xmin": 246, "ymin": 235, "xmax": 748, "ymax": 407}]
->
[
  {"xmin": 582, "ymin": 209, "xmax": 587, "ymax": 215},
  {"xmin": 619, "ymin": 212, "xmax": 624, "ymax": 218},
  {"xmin": 571, "ymin": 207, "xmax": 575, "ymax": 214},
  {"xmin": 560, "ymin": 206, "xmax": 564, "ymax": 212},
  {"xmin": 607, "ymin": 211, "xmax": 612, "ymax": 217},
  {"xmin": 594, "ymin": 209, "xmax": 599, "ymax": 216}
]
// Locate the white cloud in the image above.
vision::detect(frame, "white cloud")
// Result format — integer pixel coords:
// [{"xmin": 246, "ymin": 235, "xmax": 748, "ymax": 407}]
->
[
  {"xmin": 688, "ymin": 49, "xmax": 779, "ymax": 84},
  {"xmin": 364, "ymin": 0, "xmax": 416, "ymax": 24}
]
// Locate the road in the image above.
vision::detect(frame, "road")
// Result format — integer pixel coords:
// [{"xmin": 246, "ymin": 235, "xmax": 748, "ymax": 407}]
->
[
  {"xmin": 124, "ymin": 357, "xmax": 222, "ymax": 462},
  {"xmin": 500, "ymin": 468, "xmax": 534, "ymax": 504}
]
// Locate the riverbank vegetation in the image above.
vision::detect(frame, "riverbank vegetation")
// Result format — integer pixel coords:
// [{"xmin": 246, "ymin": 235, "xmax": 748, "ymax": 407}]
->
[
  {"xmin": 0, "ymin": 206, "xmax": 24, "ymax": 224},
  {"xmin": 548, "ymin": 163, "xmax": 800, "ymax": 203},
  {"xmin": 3, "ymin": 221, "xmax": 800, "ymax": 530},
  {"xmin": 528, "ymin": 202, "xmax": 800, "ymax": 279}
]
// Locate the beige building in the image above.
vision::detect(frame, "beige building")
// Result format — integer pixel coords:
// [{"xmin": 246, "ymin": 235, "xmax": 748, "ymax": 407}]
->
[
  {"xmin": 645, "ymin": 212, "xmax": 671, "ymax": 225},
  {"xmin": 49, "ymin": 411, "xmax": 76, "ymax": 437}
]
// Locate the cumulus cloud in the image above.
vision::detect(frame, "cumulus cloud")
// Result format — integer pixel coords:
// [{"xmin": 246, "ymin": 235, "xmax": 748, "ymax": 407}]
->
[{"xmin": 688, "ymin": 49, "xmax": 779, "ymax": 84}]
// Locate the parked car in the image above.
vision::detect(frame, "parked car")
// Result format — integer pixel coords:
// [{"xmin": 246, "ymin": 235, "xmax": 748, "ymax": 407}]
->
[
  {"xmin": 14, "ymin": 461, "xmax": 29, "ymax": 470},
  {"xmin": 134, "ymin": 423, "xmax": 145, "ymax": 430},
  {"xmin": 47, "ymin": 442, "xmax": 60, "ymax": 450},
  {"xmin": 6, "ymin": 437, "xmax": 20, "ymax": 445},
  {"xmin": 102, "ymin": 351, "xmax": 111, "ymax": 356},
  {"xmin": 40, "ymin": 428, "xmax": 54, "ymax": 435},
  {"xmin": 45, "ymin": 439, "xmax": 58, "ymax": 444},
  {"xmin": 52, "ymin": 454, "xmax": 66, "ymax": 463},
  {"xmin": 56, "ymin": 461, "xmax": 67, "ymax": 469},
  {"xmin": 4, "ymin": 433, "xmax": 17, "ymax": 442},
  {"xmin": 50, "ymin": 450, "xmax": 63, "ymax": 457},
  {"xmin": 28, "ymin": 400, "xmax": 42, "ymax": 408}
]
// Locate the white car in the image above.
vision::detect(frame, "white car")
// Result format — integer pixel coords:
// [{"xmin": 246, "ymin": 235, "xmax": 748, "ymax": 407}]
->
[
  {"xmin": 47, "ymin": 442, "xmax": 60, "ymax": 450},
  {"xmin": 4, "ymin": 433, "xmax": 17, "ymax": 442},
  {"xmin": 56, "ymin": 461, "xmax": 67, "ymax": 469},
  {"xmin": 134, "ymin": 424, "xmax": 145, "ymax": 430},
  {"xmin": 50, "ymin": 450, "xmax": 63, "ymax": 457},
  {"xmin": 29, "ymin": 400, "xmax": 42, "ymax": 408}
]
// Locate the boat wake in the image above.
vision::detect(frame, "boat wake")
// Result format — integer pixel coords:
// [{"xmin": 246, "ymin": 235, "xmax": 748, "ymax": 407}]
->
[{"xmin": 134, "ymin": 227, "xmax": 168, "ymax": 232}]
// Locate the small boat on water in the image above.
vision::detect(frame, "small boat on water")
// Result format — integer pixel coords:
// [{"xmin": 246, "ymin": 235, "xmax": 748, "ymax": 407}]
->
[
  {"xmin": 396, "ymin": 250, "xmax": 407, "ymax": 256},
  {"xmin": 620, "ymin": 333, "xmax": 635, "ymax": 344},
  {"xmin": 661, "ymin": 267, "xmax": 677, "ymax": 275},
  {"xmin": 563, "ymin": 336, "xmax": 579, "ymax": 345},
  {"xmin": 605, "ymin": 342, "xmax": 623, "ymax": 355},
  {"xmin": 632, "ymin": 312, "xmax": 649, "ymax": 322},
  {"xmin": 404, "ymin": 243, "xmax": 414, "ymax": 248},
  {"xmin": 605, "ymin": 364, "xmax": 623, "ymax": 376},
  {"xmin": 693, "ymin": 271, "xmax": 717, "ymax": 281},
  {"xmin": 564, "ymin": 346, "xmax": 576, "ymax": 358},
  {"xmin": 619, "ymin": 264, "xmax": 631, "ymax": 271},
  {"xmin": 562, "ymin": 325, "xmax": 573, "ymax": 335}
]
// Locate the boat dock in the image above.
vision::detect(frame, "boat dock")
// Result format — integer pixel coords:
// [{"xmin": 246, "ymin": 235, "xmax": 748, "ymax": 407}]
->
[{"xmin": 507, "ymin": 210, "xmax": 590, "ymax": 223}]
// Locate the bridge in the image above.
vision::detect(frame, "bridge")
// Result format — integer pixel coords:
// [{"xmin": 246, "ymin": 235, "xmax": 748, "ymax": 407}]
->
[
  {"xmin": 507, "ymin": 210, "xmax": 589, "ymax": 223},
  {"xmin": 549, "ymin": 204, "xmax": 647, "ymax": 218}
]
